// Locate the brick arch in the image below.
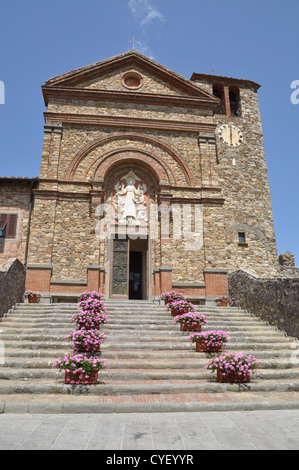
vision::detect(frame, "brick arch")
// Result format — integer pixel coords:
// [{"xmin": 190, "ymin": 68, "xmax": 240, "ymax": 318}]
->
[
  {"xmin": 85, "ymin": 147, "xmax": 178, "ymax": 186},
  {"xmin": 65, "ymin": 132, "xmax": 194, "ymax": 185}
]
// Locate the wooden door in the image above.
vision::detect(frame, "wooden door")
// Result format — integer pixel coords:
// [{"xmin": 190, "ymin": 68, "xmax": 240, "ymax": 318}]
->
[{"xmin": 111, "ymin": 237, "xmax": 129, "ymax": 298}]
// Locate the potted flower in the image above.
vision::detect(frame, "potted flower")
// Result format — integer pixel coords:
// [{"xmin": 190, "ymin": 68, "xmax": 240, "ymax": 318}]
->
[
  {"xmin": 23, "ymin": 290, "xmax": 43, "ymax": 304},
  {"xmin": 70, "ymin": 310, "xmax": 109, "ymax": 330},
  {"xmin": 167, "ymin": 299, "xmax": 197, "ymax": 317},
  {"xmin": 52, "ymin": 353, "xmax": 109, "ymax": 385},
  {"xmin": 174, "ymin": 312, "xmax": 208, "ymax": 331},
  {"xmin": 79, "ymin": 291, "xmax": 105, "ymax": 302},
  {"xmin": 214, "ymin": 295, "xmax": 236, "ymax": 307},
  {"xmin": 188, "ymin": 330, "xmax": 230, "ymax": 352},
  {"xmin": 160, "ymin": 291, "xmax": 186, "ymax": 305},
  {"xmin": 77, "ymin": 298, "xmax": 107, "ymax": 313},
  {"xmin": 206, "ymin": 353, "xmax": 262, "ymax": 383},
  {"xmin": 64, "ymin": 329, "xmax": 108, "ymax": 353}
]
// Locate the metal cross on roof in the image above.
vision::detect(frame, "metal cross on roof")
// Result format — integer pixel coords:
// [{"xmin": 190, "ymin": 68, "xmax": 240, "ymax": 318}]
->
[{"xmin": 129, "ymin": 37, "xmax": 138, "ymax": 50}]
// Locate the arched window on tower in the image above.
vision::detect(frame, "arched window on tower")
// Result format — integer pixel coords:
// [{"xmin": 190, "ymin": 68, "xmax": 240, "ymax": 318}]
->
[
  {"xmin": 213, "ymin": 84, "xmax": 224, "ymax": 115},
  {"xmin": 229, "ymin": 86, "xmax": 241, "ymax": 117}
]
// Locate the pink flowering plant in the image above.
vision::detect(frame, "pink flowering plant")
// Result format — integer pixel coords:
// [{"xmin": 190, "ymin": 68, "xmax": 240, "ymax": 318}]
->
[
  {"xmin": 70, "ymin": 310, "xmax": 109, "ymax": 328},
  {"xmin": 64, "ymin": 329, "xmax": 107, "ymax": 353},
  {"xmin": 79, "ymin": 291, "xmax": 104, "ymax": 302},
  {"xmin": 166, "ymin": 299, "xmax": 197, "ymax": 315},
  {"xmin": 173, "ymin": 312, "xmax": 208, "ymax": 327},
  {"xmin": 188, "ymin": 330, "xmax": 230, "ymax": 349},
  {"xmin": 52, "ymin": 353, "xmax": 109, "ymax": 385},
  {"xmin": 77, "ymin": 298, "xmax": 107, "ymax": 313},
  {"xmin": 23, "ymin": 290, "xmax": 43, "ymax": 301},
  {"xmin": 71, "ymin": 295, "xmax": 109, "ymax": 328},
  {"xmin": 160, "ymin": 291, "xmax": 186, "ymax": 303},
  {"xmin": 206, "ymin": 353, "xmax": 262, "ymax": 378},
  {"xmin": 214, "ymin": 295, "xmax": 236, "ymax": 306}
]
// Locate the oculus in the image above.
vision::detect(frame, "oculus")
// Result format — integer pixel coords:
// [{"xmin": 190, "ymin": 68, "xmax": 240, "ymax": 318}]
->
[{"xmin": 122, "ymin": 71, "xmax": 143, "ymax": 90}]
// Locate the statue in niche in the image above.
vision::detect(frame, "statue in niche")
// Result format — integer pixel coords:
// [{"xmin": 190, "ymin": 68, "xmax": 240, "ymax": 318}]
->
[{"xmin": 113, "ymin": 171, "xmax": 148, "ymax": 225}]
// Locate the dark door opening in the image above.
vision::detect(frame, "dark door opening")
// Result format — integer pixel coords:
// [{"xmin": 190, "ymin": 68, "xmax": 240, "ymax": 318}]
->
[
  {"xmin": 129, "ymin": 251, "xmax": 142, "ymax": 300},
  {"xmin": 111, "ymin": 236, "xmax": 148, "ymax": 300}
]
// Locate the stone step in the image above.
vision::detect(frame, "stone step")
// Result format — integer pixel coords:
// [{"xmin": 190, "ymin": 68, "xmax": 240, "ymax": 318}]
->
[
  {"xmin": 1, "ymin": 300, "xmax": 298, "ymax": 412},
  {"xmin": 5, "ymin": 314, "xmax": 260, "ymax": 322},
  {"xmin": 0, "ymin": 338, "xmax": 293, "ymax": 351},
  {"xmin": 0, "ymin": 311, "xmax": 276, "ymax": 322},
  {"xmin": 0, "ymin": 329, "xmax": 288, "ymax": 342},
  {"xmin": 1, "ymin": 378, "xmax": 299, "ymax": 396},
  {"xmin": 9, "ymin": 309, "xmax": 242, "ymax": 314},
  {"xmin": 0, "ymin": 327, "xmax": 290, "ymax": 340},
  {"xmin": 9, "ymin": 304, "xmax": 251, "ymax": 311},
  {"xmin": 1, "ymin": 358, "xmax": 298, "ymax": 371},
  {"xmin": 1, "ymin": 367, "xmax": 299, "ymax": 381},
  {"xmin": 0, "ymin": 321, "xmax": 281, "ymax": 330},
  {"xmin": 3, "ymin": 312, "xmax": 258, "ymax": 322},
  {"xmin": 2, "ymin": 347, "xmax": 295, "ymax": 360}
]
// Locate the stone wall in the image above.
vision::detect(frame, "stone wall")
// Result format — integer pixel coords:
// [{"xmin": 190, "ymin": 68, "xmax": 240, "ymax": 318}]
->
[
  {"xmin": 278, "ymin": 252, "xmax": 299, "ymax": 279},
  {"xmin": 228, "ymin": 269, "xmax": 299, "ymax": 339},
  {"xmin": 0, "ymin": 258, "xmax": 25, "ymax": 317},
  {"xmin": 194, "ymin": 78, "xmax": 279, "ymax": 278},
  {"xmin": 0, "ymin": 179, "xmax": 35, "ymax": 266}
]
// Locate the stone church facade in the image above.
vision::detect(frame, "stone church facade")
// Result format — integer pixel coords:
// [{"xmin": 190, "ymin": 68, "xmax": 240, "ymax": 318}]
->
[{"xmin": 0, "ymin": 51, "xmax": 282, "ymax": 302}]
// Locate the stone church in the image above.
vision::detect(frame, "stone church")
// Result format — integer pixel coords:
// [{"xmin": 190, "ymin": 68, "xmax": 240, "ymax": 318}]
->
[{"xmin": 0, "ymin": 50, "xmax": 283, "ymax": 302}]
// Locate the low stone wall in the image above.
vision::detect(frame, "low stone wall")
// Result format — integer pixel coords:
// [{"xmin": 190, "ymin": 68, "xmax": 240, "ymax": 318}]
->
[
  {"xmin": 228, "ymin": 270, "xmax": 299, "ymax": 339},
  {"xmin": 0, "ymin": 258, "xmax": 25, "ymax": 317}
]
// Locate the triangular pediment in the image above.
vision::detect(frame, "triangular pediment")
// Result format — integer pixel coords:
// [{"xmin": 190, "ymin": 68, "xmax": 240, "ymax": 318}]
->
[{"xmin": 42, "ymin": 51, "xmax": 219, "ymax": 108}]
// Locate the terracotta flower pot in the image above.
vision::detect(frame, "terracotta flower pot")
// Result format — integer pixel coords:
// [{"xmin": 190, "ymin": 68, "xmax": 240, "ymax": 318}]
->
[
  {"xmin": 217, "ymin": 369, "xmax": 251, "ymax": 383},
  {"xmin": 28, "ymin": 297, "xmax": 38, "ymax": 304},
  {"xmin": 195, "ymin": 340, "xmax": 222, "ymax": 353},
  {"xmin": 76, "ymin": 345, "xmax": 101, "ymax": 353},
  {"xmin": 180, "ymin": 324, "xmax": 202, "ymax": 332},
  {"xmin": 65, "ymin": 370, "xmax": 98, "ymax": 385},
  {"xmin": 219, "ymin": 301, "xmax": 228, "ymax": 307}
]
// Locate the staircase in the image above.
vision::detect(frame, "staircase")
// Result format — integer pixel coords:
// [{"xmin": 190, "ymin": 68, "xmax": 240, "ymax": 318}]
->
[{"xmin": 0, "ymin": 300, "xmax": 299, "ymax": 413}]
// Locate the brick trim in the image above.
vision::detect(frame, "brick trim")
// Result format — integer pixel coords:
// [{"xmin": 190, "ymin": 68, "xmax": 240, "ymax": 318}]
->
[
  {"xmin": 25, "ymin": 266, "xmax": 52, "ymax": 292},
  {"xmin": 204, "ymin": 270, "xmax": 228, "ymax": 296},
  {"xmin": 45, "ymin": 111, "xmax": 216, "ymax": 134},
  {"xmin": 87, "ymin": 147, "xmax": 177, "ymax": 186},
  {"xmin": 65, "ymin": 133, "xmax": 195, "ymax": 185}
]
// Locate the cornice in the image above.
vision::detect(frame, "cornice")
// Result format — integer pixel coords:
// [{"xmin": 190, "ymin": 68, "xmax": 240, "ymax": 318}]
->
[
  {"xmin": 191, "ymin": 73, "xmax": 261, "ymax": 90},
  {"xmin": 32, "ymin": 186, "xmax": 224, "ymax": 206},
  {"xmin": 42, "ymin": 86, "xmax": 218, "ymax": 111},
  {"xmin": 44, "ymin": 111, "xmax": 217, "ymax": 135}
]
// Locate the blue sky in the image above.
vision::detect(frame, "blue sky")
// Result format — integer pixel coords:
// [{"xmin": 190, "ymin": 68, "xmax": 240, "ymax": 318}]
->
[{"xmin": 0, "ymin": 0, "xmax": 298, "ymax": 266}]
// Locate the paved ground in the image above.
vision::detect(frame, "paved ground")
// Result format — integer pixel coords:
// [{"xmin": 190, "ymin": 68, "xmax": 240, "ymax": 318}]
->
[
  {"xmin": 1, "ymin": 409, "xmax": 299, "ymax": 450},
  {"xmin": 1, "ymin": 390, "xmax": 299, "ymax": 414}
]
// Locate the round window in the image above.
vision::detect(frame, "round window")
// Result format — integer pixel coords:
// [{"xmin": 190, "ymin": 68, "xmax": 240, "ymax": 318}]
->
[{"xmin": 122, "ymin": 71, "xmax": 143, "ymax": 90}]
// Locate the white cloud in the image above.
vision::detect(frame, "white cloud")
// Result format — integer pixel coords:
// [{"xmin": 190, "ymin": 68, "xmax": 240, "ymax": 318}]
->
[
  {"xmin": 128, "ymin": 0, "xmax": 165, "ymax": 26},
  {"xmin": 134, "ymin": 41, "xmax": 155, "ymax": 59}
]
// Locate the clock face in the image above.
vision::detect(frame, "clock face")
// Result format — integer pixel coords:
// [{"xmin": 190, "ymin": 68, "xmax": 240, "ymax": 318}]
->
[{"xmin": 217, "ymin": 124, "xmax": 243, "ymax": 147}]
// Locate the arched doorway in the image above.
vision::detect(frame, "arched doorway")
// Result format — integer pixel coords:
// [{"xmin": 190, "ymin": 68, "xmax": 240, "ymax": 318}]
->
[{"xmin": 104, "ymin": 167, "xmax": 156, "ymax": 300}]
